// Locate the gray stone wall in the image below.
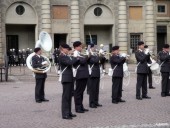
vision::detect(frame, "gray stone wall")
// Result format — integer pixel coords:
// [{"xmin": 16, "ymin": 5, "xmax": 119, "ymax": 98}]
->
[
  {"xmin": 127, "ymin": 0, "xmax": 146, "ymax": 44},
  {"xmin": 0, "ymin": 3, "xmax": 2, "ymax": 64},
  {"xmin": 50, "ymin": 0, "xmax": 70, "ymax": 5},
  {"xmin": 41, "ymin": 0, "xmax": 51, "ymax": 34}
]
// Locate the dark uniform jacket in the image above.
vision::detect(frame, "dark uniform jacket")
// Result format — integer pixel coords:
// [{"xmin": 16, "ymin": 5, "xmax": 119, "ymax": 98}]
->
[
  {"xmin": 73, "ymin": 54, "xmax": 89, "ymax": 79},
  {"xmin": 110, "ymin": 54, "xmax": 126, "ymax": 77},
  {"xmin": 158, "ymin": 51, "xmax": 170, "ymax": 73},
  {"xmin": 32, "ymin": 54, "xmax": 47, "ymax": 79},
  {"xmin": 53, "ymin": 49, "xmax": 60, "ymax": 64},
  {"xmin": 89, "ymin": 55, "xmax": 100, "ymax": 78},
  {"xmin": 135, "ymin": 50, "xmax": 150, "ymax": 74},
  {"xmin": 18, "ymin": 51, "xmax": 22, "ymax": 59},
  {"xmin": 59, "ymin": 53, "xmax": 79, "ymax": 83}
]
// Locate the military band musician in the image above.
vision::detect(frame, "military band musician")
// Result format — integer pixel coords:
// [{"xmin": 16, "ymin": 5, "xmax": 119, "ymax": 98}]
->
[
  {"xmin": 88, "ymin": 44, "xmax": 102, "ymax": 108},
  {"xmin": 135, "ymin": 41, "xmax": 151, "ymax": 100},
  {"xmin": 110, "ymin": 46, "xmax": 126, "ymax": 104},
  {"xmin": 59, "ymin": 44, "xmax": 79, "ymax": 120},
  {"xmin": 158, "ymin": 44, "xmax": 170, "ymax": 97}
]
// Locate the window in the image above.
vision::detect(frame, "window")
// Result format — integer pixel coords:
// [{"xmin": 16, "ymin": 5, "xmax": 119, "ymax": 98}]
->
[
  {"xmin": 86, "ymin": 35, "xmax": 97, "ymax": 45},
  {"xmin": 157, "ymin": 26, "xmax": 167, "ymax": 33},
  {"xmin": 94, "ymin": 7, "xmax": 103, "ymax": 17},
  {"xmin": 16, "ymin": 5, "xmax": 25, "ymax": 15},
  {"xmin": 158, "ymin": 5, "xmax": 166, "ymax": 13},
  {"xmin": 130, "ymin": 34, "xmax": 142, "ymax": 53},
  {"xmin": 52, "ymin": 5, "xmax": 68, "ymax": 19},
  {"xmin": 129, "ymin": 6, "xmax": 143, "ymax": 20}
]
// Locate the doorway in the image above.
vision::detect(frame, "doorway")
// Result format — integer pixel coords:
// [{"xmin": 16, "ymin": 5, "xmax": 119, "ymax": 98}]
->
[
  {"xmin": 54, "ymin": 34, "xmax": 67, "ymax": 48},
  {"xmin": 6, "ymin": 35, "xmax": 19, "ymax": 54},
  {"xmin": 157, "ymin": 26, "xmax": 167, "ymax": 52}
]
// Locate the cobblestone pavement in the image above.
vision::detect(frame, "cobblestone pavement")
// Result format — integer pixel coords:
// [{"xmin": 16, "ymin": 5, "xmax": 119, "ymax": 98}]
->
[{"xmin": 0, "ymin": 64, "xmax": 170, "ymax": 128}]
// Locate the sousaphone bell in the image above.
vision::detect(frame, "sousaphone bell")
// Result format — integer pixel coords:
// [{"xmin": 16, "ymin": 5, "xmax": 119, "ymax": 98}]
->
[{"xmin": 26, "ymin": 31, "xmax": 52, "ymax": 73}]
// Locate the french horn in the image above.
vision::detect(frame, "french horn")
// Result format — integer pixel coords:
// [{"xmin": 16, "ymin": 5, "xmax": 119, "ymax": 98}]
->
[{"xmin": 26, "ymin": 31, "xmax": 52, "ymax": 73}]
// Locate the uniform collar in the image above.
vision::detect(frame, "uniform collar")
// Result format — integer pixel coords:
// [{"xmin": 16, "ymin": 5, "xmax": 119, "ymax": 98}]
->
[
  {"xmin": 75, "ymin": 50, "xmax": 80, "ymax": 54},
  {"xmin": 61, "ymin": 51, "xmax": 66, "ymax": 56},
  {"xmin": 36, "ymin": 54, "xmax": 40, "ymax": 58},
  {"xmin": 138, "ymin": 49, "xmax": 143, "ymax": 52}
]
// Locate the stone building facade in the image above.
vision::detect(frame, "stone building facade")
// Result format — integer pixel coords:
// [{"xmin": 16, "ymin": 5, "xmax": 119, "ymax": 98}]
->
[{"xmin": 0, "ymin": 0, "xmax": 170, "ymax": 63}]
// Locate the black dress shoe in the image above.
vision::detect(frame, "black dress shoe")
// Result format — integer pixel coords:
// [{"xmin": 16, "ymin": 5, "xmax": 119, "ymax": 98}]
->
[
  {"xmin": 161, "ymin": 94, "xmax": 166, "ymax": 97},
  {"xmin": 36, "ymin": 100, "xmax": 42, "ymax": 103},
  {"xmin": 90, "ymin": 104, "xmax": 97, "ymax": 108},
  {"xmin": 142, "ymin": 96, "xmax": 151, "ymax": 99},
  {"xmin": 95, "ymin": 103, "xmax": 102, "ymax": 107},
  {"xmin": 41, "ymin": 99, "xmax": 49, "ymax": 102},
  {"xmin": 69, "ymin": 113, "xmax": 77, "ymax": 117},
  {"xmin": 82, "ymin": 108, "xmax": 89, "ymax": 112},
  {"xmin": 166, "ymin": 94, "xmax": 170, "ymax": 96},
  {"xmin": 136, "ymin": 97, "xmax": 142, "ymax": 100},
  {"xmin": 118, "ymin": 99, "xmax": 126, "ymax": 102},
  {"xmin": 149, "ymin": 86, "xmax": 155, "ymax": 89},
  {"xmin": 76, "ymin": 109, "xmax": 84, "ymax": 113},
  {"xmin": 62, "ymin": 116, "xmax": 72, "ymax": 120},
  {"xmin": 112, "ymin": 101, "xmax": 118, "ymax": 104}
]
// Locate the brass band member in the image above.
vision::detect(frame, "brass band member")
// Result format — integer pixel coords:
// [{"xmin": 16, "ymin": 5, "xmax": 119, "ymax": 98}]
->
[
  {"xmin": 158, "ymin": 44, "xmax": 170, "ymax": 97},
  {"xmin": 59, "ymin": 44, "xmax": 79, "ymax": 120},
  {"xmin": 32, "ymin": 47, "xmax": 49, "ymax": 103},
  {"xmin": 110, "ymin": 46, "xmax": 126, "ymax": 104},
  {"xmin": 135, "ymin": 41, "xmax": 151, "ymax": 100},
  {"xmin": 89, "ymin": 44, "xmax": 102, "ymax": 108},
  {"xmin": 144, "ymin": 45, "xmax": 155, "ymax": 89},
  {"xmin": 73, "ymin": 41, "xmax": 89, "ymax": 113}
]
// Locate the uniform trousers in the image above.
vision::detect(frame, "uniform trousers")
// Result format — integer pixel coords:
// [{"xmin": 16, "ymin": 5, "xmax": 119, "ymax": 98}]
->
[
  {"xmin": 112, "ymin": 77, "xmax": 123, "ymax": 101},
  {"xmin": 147, "ymin": 69, "xmax": 152, "ymax": 87},
  {"xmin": 74, "ymin": 78, "xmax": 88, "ymax": 110},
  {"xmin": 89, "ymin": 77, "xmax": 100, "ymax": 105},
  {"xmin": 62, "ymin": 82, "xmax": 73, "ymax": 117},
  {"xmin": 35, "ymin": 78, "xmax": 46, "ymax": 101},
  {"xmin": 136, "ymin": 74, "xmax": 147, "ymax": 97},
  {"xmin": 161, "ymin": 72, "xmax": 170, "ymax": 96}
]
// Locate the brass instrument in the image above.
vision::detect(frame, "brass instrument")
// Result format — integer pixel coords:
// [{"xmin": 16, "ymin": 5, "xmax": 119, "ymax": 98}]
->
[
  {"xmin": 73, "ymin": 50, "xmax": 89, "ymax": 58},
  {"xmin": 26, "ymin": 31, "xmax": 52, "ymax": 74}
]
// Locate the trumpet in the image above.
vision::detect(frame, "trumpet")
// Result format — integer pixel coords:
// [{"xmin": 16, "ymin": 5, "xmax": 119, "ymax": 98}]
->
[
  {"xmin": 72, "ymin": 50, "xmax": 89, "ymax": 58},
  {"xmin": 91, "ymin": 50, "xmax": 112, "ymax": 56},
  {"xmin": 103, "ymin": 52, "xmax": 112, "ymax": 55}
]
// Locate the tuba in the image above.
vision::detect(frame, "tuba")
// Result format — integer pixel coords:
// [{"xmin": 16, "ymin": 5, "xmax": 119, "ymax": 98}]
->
[
  {"xmin": 145, "ymin": 49, "xmax": 160, "ymax": 76},
  {"xmin": 26, "ymin": 31, "xmax": 52, "ymax": 73}
]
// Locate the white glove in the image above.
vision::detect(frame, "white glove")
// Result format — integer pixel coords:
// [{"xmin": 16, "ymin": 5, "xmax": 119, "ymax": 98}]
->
[
  {"xmin": 86, "ymin": 50, "xmax": 89, "ymax": 56},
  {"xmin": 120, "ymin": 53, "xmax": 127, "ymax": 57},
  {"xmin": 145, "ymin": 49, "xmax": 149, "ymax": 55},
  {"xmin": 41, "ymin": 61, "xmax": 48, "ymax": 65},
  {"xmin": 73, "ymin": 51, "xmax": 78, "ymax": 57}
]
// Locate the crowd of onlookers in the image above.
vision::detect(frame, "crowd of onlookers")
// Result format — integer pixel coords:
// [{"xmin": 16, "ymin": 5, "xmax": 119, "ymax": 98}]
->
[{"xmin": 6, "ymin": 48, "xmax": 61, "ymax": 67}]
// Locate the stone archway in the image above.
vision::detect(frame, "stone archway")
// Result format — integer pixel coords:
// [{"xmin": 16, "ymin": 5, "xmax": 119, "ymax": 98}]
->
[
  {"xmin": 5, "ymin": 2, "xmax": 38, "ymax": 52},
  {"xmin": 84, "ymin": 4, "xmax": 114, "ymax": 25},
  {"xmin": 84, "ymin": 4, "xmax": 114, "ymax": 52}
]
